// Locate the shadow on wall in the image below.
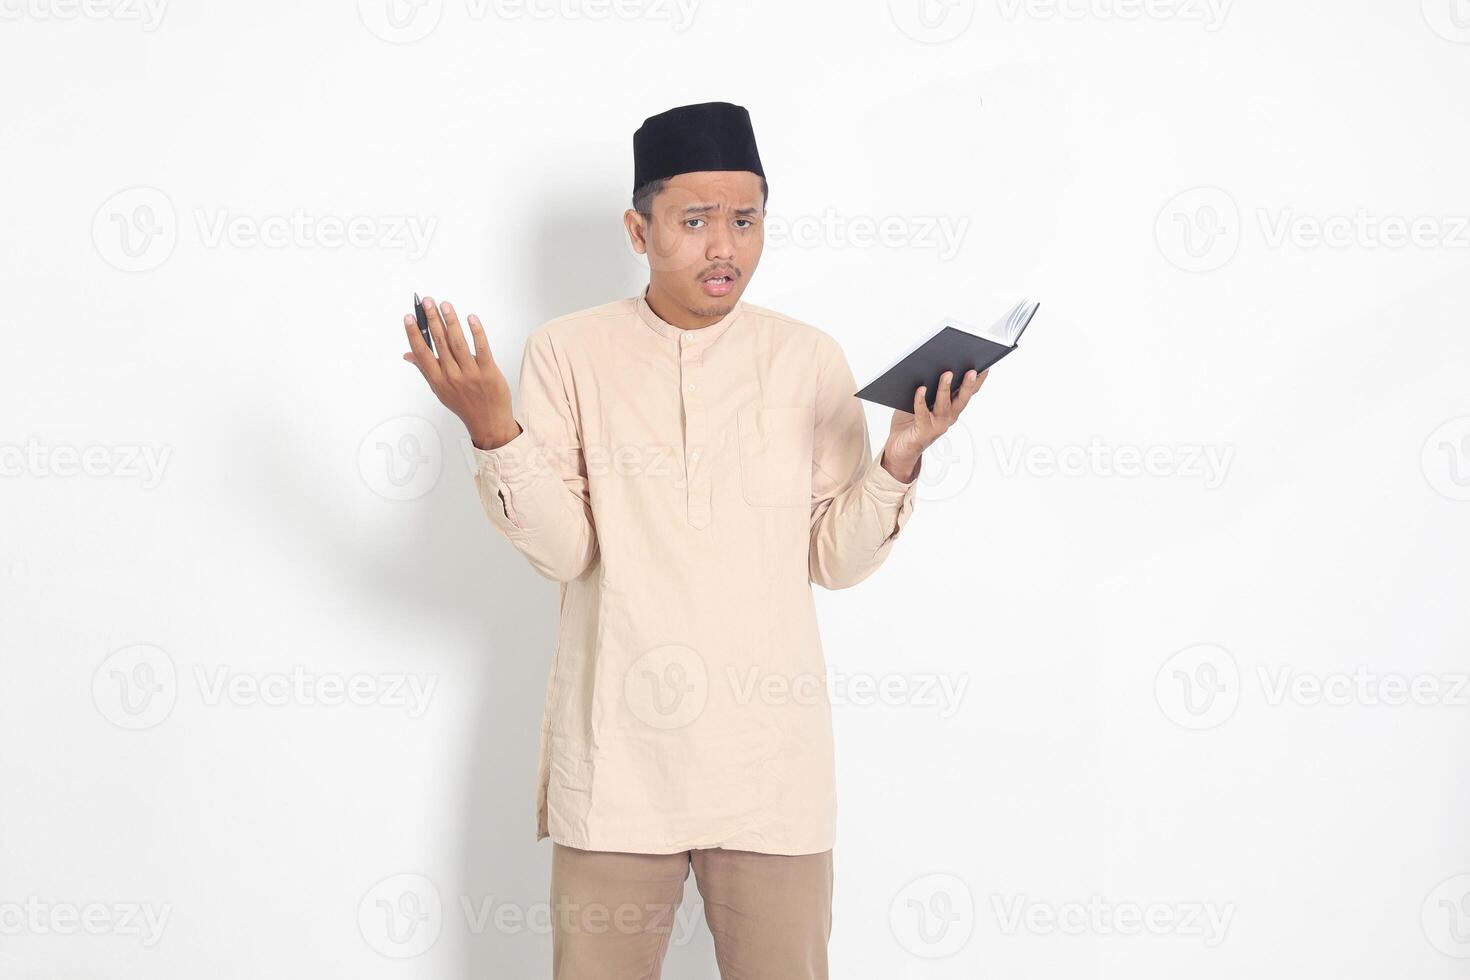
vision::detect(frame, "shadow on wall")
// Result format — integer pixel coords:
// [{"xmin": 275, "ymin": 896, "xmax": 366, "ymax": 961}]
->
[
  {"xmin": 457, "ymin": 202, "xmax": 724, "ymax": 979},
  {"xmin": 240, "ymin": 198, "xmax": 720, "ymax": 977}
]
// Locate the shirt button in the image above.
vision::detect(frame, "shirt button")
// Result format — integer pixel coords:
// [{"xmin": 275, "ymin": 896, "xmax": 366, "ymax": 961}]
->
[
  {"xmin": 686, "ymin": 383, "xmax": 696, "ymax": 392},
  {"xmin": 683, "ymin": 334, "xmax": 695, "ymax": 345},
  {"xmin": 691, "ymin": 451, "xmax": 701, "ymax": 461}
]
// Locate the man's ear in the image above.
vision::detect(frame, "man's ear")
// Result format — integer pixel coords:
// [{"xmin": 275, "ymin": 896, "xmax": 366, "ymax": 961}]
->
[{"xmin": 623, "ymin": 209, "xmax": 648, "ymax": 255}]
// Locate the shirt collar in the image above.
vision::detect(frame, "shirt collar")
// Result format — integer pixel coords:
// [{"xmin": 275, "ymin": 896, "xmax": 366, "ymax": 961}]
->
[{"xmin": 635, "ymin": 285, "xmax": 745, "ymax": 345}]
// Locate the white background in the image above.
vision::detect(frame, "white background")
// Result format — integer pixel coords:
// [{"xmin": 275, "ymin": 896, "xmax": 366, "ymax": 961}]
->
[{"xmin": 2, "ymin": 0, "xmax": 1468, "ymax": 977}]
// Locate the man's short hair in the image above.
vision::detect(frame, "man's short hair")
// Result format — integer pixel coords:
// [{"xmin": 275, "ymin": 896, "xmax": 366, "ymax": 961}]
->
[{"xmin": 632, "ymin": 175, "xmax": 769, "ymax": 215}]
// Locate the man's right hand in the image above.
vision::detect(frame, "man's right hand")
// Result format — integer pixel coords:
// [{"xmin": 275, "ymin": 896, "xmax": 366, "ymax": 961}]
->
[{"xmin": 402, "ymin": 296, "xmax": 521, "ymax": 451}]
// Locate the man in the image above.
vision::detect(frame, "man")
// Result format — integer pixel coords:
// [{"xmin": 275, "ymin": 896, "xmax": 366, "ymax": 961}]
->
[{"xmin": 401, "ymin": 101, "xmax": 986, "ymax": 979}]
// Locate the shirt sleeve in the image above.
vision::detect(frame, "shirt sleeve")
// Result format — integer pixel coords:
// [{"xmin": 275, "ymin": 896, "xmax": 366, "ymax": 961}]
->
[
  {"xmin": 472, "ymin": 329, "xmax": 599, "ymax": 583},
  {"xmin": 808, "ymin": 336, "xmax": 921, "ymax": 590}
]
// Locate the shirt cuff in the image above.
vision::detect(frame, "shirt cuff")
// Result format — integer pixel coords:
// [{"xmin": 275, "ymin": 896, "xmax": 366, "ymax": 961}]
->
[
  {"xmin": 472, "ymin": 416, "xmax": 542, "ymax": 484},
  {"xmin": 862, "ymin": 449, "xmax": 921, "ymax": 501}
]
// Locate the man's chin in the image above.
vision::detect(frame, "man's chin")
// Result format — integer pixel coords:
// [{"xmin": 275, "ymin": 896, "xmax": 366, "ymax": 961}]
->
[
  {"xmin": 690, "ymin": 286, "xmax": 744, "ymax": 319},
  {"xmin": 692, "ymin": 301, "xmax": 736, "ymax": 318}
]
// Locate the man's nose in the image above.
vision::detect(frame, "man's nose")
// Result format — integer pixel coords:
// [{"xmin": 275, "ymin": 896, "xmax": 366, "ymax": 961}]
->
[{"xmin": 706, "ymin": 221, "xmax": 735, "ymax": 260}]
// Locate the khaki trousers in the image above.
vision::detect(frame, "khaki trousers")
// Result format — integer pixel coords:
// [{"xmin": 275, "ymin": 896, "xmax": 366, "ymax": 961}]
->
[{"xmin": 550, "ymin": 842, "xmax": 833, "ymax": 980}]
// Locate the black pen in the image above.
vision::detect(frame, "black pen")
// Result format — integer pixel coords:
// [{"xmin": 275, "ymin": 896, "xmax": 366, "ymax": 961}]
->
[{"xmin": 413, "ymin": 293, "xmax": 434, "ymax": 353}]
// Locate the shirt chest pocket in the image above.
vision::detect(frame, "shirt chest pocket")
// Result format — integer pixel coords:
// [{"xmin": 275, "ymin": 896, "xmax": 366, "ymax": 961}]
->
[{"xmin": 736, "ymin": 405, "xmax": 813, "ymax": 508}]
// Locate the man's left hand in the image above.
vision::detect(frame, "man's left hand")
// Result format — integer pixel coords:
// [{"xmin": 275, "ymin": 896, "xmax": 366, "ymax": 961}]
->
[{"xmin": 880, "ymin": 368, "xmax": 989, "ymax": 483}]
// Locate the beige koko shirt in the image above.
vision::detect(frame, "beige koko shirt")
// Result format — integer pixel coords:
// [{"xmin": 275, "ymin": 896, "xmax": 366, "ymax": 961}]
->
[{"xmin": 472, "ymin": 289, "xmax": 921, "ymax": 856}]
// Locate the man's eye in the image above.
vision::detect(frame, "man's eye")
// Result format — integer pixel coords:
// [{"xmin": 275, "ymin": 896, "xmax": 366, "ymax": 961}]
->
[
  {"xmin": 735, "ymin": 219, "xmax": 752, "ymax": 229},
  {"xmin": 685, "ymin": 219, "xmax": 706, "ymax": 230}
]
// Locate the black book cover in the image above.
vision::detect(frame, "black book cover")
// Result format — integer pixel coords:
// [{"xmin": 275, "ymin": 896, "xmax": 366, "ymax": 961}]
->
[{"xmin": 855, "ymin": 300, "xmax": 1040, "ymax": 413}]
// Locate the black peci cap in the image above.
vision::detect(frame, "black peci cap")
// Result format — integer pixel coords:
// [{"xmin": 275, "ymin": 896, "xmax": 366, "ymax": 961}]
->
[{"xmin": 632, "ymin": 101, "xmax": 765, "ymax": 195}]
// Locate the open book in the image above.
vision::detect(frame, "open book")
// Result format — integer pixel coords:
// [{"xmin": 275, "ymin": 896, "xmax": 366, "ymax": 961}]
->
[{"xmin": 855, "ymin": 298, "xmax": 1041, "ymax": 413}]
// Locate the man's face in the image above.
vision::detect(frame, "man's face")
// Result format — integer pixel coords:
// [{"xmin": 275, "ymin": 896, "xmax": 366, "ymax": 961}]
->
[{"xmin": 625, "ymin": 170, "xmax": 765, "ymax": 323}]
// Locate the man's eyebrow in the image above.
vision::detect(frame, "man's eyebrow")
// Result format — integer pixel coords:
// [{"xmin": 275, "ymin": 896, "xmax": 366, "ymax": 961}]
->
[{"xmin": 680, "ymin": 203, "xmax": 763, "ymax": 215}]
